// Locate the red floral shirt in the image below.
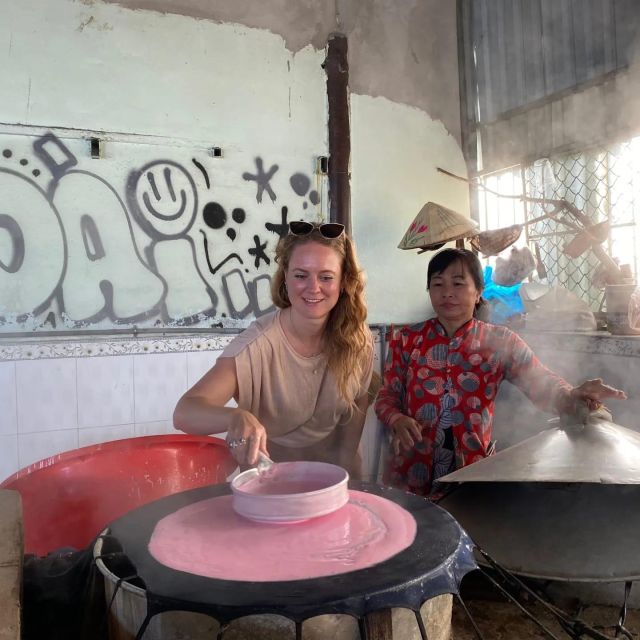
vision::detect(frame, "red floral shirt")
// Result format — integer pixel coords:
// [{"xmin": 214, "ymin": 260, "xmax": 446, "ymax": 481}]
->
[{"xmin": 375, "ymin": 318, "xmax": 572, "ymax": 496}]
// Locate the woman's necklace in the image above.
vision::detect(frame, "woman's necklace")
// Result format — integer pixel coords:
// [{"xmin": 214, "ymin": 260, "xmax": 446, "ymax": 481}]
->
[{"xmin": 287, "ymin": 309, "xmax": 324, "ymax": 358}]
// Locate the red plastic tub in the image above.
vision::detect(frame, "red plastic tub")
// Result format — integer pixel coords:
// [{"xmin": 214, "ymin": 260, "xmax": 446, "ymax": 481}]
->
[{"xmin": 0, "ymin": 434, "xmax": 236, "ymax": 557}]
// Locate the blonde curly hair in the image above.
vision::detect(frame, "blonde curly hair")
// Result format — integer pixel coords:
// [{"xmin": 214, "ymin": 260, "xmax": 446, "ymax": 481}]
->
[{"xmin": 271, "ymin": 230, "xmax": 371, "ymax": 401}]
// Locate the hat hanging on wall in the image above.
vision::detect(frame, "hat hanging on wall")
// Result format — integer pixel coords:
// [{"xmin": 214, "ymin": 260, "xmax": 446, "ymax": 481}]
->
[
  {"xmin": 398, "ymin": 202, "xmax": 479, "ymax": 253},
  {"xmin": 469, "ymin": 224, "xmax": 523, "ymax": 256}
]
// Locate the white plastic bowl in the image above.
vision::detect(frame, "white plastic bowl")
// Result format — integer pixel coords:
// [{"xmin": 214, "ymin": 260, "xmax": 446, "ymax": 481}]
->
[{"xmin": 230, "ymin": 461, "xmax": 349, "ymax": 523}]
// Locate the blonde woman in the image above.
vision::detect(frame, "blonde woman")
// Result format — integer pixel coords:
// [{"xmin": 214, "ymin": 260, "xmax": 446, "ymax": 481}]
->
[{"xmin": 174, "ymin": 222, "xmax": 374, "ymax": 476}]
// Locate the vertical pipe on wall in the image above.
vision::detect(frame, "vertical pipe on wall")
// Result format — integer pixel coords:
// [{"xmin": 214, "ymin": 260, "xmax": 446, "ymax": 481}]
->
[
  {"xmin": 325, "ymin": 33, "xmax": 351, "ymax": 233},
  {"xmin": 457, "ymin": 0, "xmax": 481, "ymax": 226}
]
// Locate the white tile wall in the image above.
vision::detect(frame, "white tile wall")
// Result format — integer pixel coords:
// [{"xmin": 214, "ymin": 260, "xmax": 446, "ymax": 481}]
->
[
  {"xmin": 0, "ymin": 435, "xmax": 18, "ymax": 480},
  {"xmin": 16, "ymin": 358, "xmax": 78, "ymax": 433},
  {"xmin": 77, "ymin": 356, "xmax": 134, "ymax": 428},
  {"xmin": 0, "ymin": 347, "xmax": 233, "ymax": 484},
  {"xmin": 2, "ymin": 328, "xmax": 637, "ymax": 489},
  {"xmin": 134, "ymin": 420, "xmax": 181, "ymax": 437},
  {"xmin": 18, "ymin": 429, "xmax": 79, "ymax": 469},
  {"xmin": 360, "ymin": 407, "xmax": 381, "ymax": 482},
  {"xmin": 0, "ymin": 362, "xmax": 17, "ymax": 436},
  {"xmin": 134, "ymin": 352, "xmax": 188, "ymax": 423},
  {"xmin": 187, "ymin": 350, "xmax": 222, "ymax": 387},
  {"xmin": 360, "ymin": 331, "xmax": 385, "ymax": 482},
  {"xmin": 78, "ymin": 424, "xmax": 135, "ymax": 448},
  {"xmin": 184, "ymin": 350, "xmax": 236, "ymax": 432}
]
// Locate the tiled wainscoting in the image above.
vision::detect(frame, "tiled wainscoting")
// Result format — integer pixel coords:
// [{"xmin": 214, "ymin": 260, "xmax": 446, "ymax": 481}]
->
[
  {"xmin": 0, "ymin": 334, "xmax": 233, "ymax": 481},
  {"xmin": 0, "ymin": 330, "xmax": 386, "ymax": 483}
]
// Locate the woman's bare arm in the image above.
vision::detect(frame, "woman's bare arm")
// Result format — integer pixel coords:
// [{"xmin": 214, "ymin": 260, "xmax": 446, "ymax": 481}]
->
[
  {"xmin": 173, "ymin": 357, "xmax": 239, "ymax": 434},
  {"xmin": 173, "ymin": 357, "xmax": 268, "ymax": 464}
]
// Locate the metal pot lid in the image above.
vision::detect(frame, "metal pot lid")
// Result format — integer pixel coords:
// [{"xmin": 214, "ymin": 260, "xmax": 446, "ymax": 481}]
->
[{"xmin": 439, "ymin": 409, "xmax": 640, "ymax": 485}]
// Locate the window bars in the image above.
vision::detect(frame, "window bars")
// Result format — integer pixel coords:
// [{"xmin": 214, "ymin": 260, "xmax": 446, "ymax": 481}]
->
[{"xmin": 476, "ymin": 137, "xmax": 640, "ymax": 310}]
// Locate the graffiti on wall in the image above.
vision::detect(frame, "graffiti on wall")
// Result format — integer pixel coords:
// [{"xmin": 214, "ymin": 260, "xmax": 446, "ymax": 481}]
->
[{"xmin": 0, "ymin": 132, "xmax": 324, "ymax": 332}]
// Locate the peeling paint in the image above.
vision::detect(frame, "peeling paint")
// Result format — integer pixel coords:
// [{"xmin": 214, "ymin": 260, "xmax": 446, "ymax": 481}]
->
[
  {"xmin": 99, "ymin": 0, "xmax": 336, "ymax": 53},
  {"xmin": 340, "ymin": 0, "xmax": 462, "ymax": 143},
  {"xmin": 3, "ymin": 0, "xmax": 464, "ymax": 331},
  {"xmin": 95, "ymin": 0, "xmax": 461, "ymax": 141}
]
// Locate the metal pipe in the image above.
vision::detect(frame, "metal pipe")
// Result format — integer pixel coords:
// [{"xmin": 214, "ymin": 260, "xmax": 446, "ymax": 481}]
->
[{"xmin": 325, "ymin": 33, "xmax": 351, "ymax": 233}]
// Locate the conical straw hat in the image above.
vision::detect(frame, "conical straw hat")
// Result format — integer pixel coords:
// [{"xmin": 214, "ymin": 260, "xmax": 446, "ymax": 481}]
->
[
  {"xmin": 398, "ymin": 202, "xmax": 478, "ymax": 251},
  {"xmin": 469, "ymin": 224, "xmax": 523, "ymax": 256}
]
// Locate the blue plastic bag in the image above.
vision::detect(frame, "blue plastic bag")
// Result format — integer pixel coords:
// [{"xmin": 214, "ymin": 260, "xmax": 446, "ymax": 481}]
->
[{"xmin": 483, "ymin": 265, "xmax": 525, "ymax": 324}]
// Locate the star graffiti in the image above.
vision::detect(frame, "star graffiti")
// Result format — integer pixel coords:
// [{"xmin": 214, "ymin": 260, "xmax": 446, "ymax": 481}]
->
[
  {"xmin": 248, "ymin": 234, "xmax": 270, "ymax": 268},
  {"xmin": 242, "ymin": 157, "xmax": 279, "ymax": 203}
]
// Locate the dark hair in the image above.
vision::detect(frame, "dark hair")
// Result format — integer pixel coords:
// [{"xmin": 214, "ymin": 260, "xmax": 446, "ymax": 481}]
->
[{"xmin": 427, "ymin": 248, "xmax": 489, "ymax": 319}]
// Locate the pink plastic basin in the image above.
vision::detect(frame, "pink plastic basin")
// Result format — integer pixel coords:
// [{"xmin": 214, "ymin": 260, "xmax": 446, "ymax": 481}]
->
[
  {"xmin": 231, "ymin": 461, "xmax": 349, "ymax": 523},
  {"xmin": 0, "ymin": 435, "xmax": 236, "ymax": 556}
]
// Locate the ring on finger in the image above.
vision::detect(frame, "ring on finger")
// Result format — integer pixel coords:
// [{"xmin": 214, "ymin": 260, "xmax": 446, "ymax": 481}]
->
[{"xmin": 227, "ymin": 437, "xmax": 247, "ymax": 449}]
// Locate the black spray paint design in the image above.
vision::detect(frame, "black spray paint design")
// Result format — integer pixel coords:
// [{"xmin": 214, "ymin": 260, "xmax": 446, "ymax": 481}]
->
[
  {"xmin": 290, "ymin": 172, "xmax": 320, "ymax": 210},
  {"xmin": 1, "ymin": 134, "xmax": 321, "ymax": 327},
  {"xmin": 192, "ymin": 158, "xmax": 211, "ymax": 189},
  {"xmin": 243, "ymin": 157, "xmax": 279, "ymax": 203},
  {"xmin": 248, "ymin": 235, "xmax": 270, "ymax": 268},
  {"xmin": 265, "ymin": 206, "xmax": 290, "ymax": 238}
]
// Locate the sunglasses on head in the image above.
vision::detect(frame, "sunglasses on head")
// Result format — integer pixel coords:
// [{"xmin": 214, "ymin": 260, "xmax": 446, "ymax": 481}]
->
[{"xmin": 288, "ymin": 221, "xmax": 345, "ymax": 239}]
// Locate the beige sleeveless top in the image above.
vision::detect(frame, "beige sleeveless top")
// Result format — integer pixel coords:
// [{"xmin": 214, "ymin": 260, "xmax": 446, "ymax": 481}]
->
[{"xmin": 221, "ymin": 310, "xmax": 373, "ymax": 448}]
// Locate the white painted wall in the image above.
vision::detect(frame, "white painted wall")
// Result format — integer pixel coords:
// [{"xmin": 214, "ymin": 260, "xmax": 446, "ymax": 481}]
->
[
  {"xmin": 351, "ymin": 95, "xmax": 470, "ymax": 325},
  {"xmin": 1, "ymin": 0, "xmax": 329, "ymax": 333},
  {"xmin": 3, "ymin": 0, "xmax": 326, "ymax": 147}
]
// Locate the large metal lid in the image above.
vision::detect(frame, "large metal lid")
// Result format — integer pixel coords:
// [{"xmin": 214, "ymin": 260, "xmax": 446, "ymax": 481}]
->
[{"xmin": 439, "ymin": 409, "xmax": 640, "ymax": 485}]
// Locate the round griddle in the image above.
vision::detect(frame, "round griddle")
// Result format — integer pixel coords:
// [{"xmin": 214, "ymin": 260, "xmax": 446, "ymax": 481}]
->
[{"xmin": 105, "ymin": 481, "xmax": 476, "ymax": 624}]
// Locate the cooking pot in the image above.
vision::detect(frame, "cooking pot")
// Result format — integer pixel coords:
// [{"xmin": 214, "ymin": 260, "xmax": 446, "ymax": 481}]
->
[{"xmin": 438, "ymin": 408, "xmax": 640, "ymax": 581}]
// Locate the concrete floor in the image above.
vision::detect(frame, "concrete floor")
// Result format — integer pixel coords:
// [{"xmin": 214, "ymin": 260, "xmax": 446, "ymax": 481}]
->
[{"xmin": 451, "ymin": 599, "xmax": 640, "ymax": 639}]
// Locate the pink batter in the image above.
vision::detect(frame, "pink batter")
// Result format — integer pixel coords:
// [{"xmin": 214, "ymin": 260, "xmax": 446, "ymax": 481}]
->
[{"xmin": 148, "ymin": 490, "xmax": 417, "ymax": 582}]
